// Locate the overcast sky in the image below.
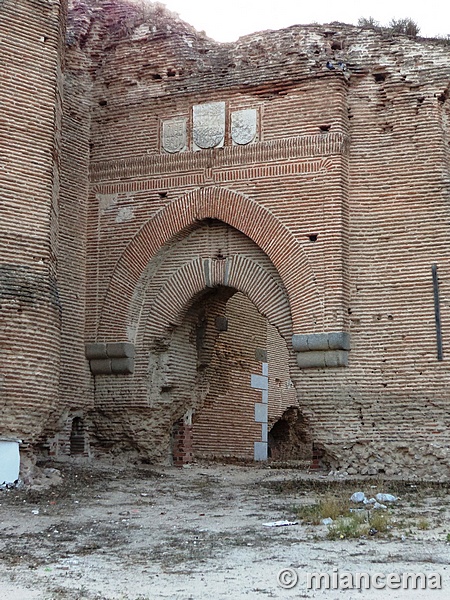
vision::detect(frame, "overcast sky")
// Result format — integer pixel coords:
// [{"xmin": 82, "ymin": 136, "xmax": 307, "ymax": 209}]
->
[{"xmin": 161, "ymin": 0, "xmax": 449, "ymax": 41}]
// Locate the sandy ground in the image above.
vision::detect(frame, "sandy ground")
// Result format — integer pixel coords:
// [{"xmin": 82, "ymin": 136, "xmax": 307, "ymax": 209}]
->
[{"xmin": 1, "ymin": 461, "xmax": 449, "ymax": 599}]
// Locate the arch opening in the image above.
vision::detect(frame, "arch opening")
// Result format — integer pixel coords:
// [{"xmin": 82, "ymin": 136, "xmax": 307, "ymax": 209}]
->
[
  {"xmin": 70, "ymin": 417, "xmax": 85, "ymax": 456},
  {"xmin": 160, "ymin": 287, "xmax": 307, "ymax": 465},
  {"xmin": 92, "ymin": 218, "xmax": 316, "ymax": 467}
]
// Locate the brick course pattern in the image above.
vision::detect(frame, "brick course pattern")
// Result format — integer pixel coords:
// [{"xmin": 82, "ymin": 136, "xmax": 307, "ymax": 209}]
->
[{"xmin": 1, "ymin": 0, "xmax": 450, "ymax": 477}]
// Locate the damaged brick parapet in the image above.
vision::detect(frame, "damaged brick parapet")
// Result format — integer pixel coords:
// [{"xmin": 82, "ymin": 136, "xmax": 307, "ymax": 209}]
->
[
  {"xmin": 85, "ymin": 342, "xmax": 135, "ymax": 375},
  {"xmin": 292, "ymin": 332, "xmax": 350, "ymax": 368}
]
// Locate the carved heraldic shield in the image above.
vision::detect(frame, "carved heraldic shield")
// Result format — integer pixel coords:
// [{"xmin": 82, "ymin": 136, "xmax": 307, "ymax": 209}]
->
[
  {"xmin": 231, "ymin": 109, "xmax": 257, "ymax": 145},
  {"xmin": 193, "ymin": 102, "xmax": 226, "ymax": 150},
  {"xmin": 162, "ymin": 119, "xmax": 186, "ymax": 153}
]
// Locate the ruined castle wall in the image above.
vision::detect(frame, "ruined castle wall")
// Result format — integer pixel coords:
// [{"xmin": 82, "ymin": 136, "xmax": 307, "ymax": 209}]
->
[
  {"xmin": 192, "ymin": 292, "xmax": 266, "ymax": 461},
  {"xmin": 0, "ymin": 0, "xmax": 67, "ymax": 441},
  {"xmin": 192, "ymin": 292, "xmax": 298, "ymax": 461},
  {"xmin": 57, "ymin": 2, "xmax": 450, "ymax": 474},
  {"xmin": 289, "ymin": 39, "xmax": 450, "ymax": 476},
  {"xmin": 56, "ymin": 37, "xmax": 93, "ymax": 414},
  {"xmin": 90, "ymin": 220, "xmax": 293, "ymax": 462},
  {"xmin": 86, "ymin": 20, "xmax": 351, "ymax": 341},
  {"xmin": 40, "ymin": 29, "xmax": 97, "ymax": 457}
]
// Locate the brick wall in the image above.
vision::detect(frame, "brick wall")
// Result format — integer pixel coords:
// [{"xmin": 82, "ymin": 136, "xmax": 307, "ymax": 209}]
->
[
  {"xmin": 56, "ymin": 33, "xmax": 93, "ymax": 416},
  {"xmin": 0, "ymin": 0, "xmax": 67, "ymax": 443},
  {"xmin": 192, "ymin": 292, "xmax": 300, "ymax": 462}
]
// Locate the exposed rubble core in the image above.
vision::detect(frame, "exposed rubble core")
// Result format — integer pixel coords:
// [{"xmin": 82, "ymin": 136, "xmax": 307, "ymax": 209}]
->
[{"xmin": 1, "ymin": 0, "xmax": 450, "ymax": 479}]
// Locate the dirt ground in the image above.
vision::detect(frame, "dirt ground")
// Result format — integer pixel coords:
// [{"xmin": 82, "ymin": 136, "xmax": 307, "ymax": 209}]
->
[{"xmin": 1, "ymin": 460, "xmax": 449, "ymax": 599}]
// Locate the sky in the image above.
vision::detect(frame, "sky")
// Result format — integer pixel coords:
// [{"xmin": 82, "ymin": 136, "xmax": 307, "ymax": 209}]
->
[{"xmin": 160, "ymin": 0, "xmax": 449, "ymax": 42}]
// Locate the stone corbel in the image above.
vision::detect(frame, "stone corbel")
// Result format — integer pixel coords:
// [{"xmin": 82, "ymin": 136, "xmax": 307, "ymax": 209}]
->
[
  {"xmin": 292, "ymin": 332, "xmax": 350, "ymax": 368},
  {"xmin": 85, "ymin": 342, "xmax": 135, "ymax": 375}
]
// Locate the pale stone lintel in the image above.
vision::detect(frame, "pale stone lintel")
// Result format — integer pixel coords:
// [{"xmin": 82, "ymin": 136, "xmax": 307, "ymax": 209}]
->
[
  {"xmin": 296, "ymin": 349, "xmax": 349, "ymax": 369},
  {"xmin": 86, "ymin": 342, "xmax": 135, "ymax": 375},
  {"xmin": 292, "ymin": 332, "xmax": 350, "ymax": 352}
]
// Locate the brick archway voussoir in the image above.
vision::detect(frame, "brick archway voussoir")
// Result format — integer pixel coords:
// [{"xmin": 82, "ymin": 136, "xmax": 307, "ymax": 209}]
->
[
  {"xmin": 98, "ymin": 186, "xmax": 320, "ymax": 338},
  {"xmin": 142, "ymin": 255, "xmax": 292, "ymax": 342}
]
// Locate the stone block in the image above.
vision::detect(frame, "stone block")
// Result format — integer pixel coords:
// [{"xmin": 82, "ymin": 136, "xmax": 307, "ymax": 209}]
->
[
  {"xmin": 215, "ymin": 316, "xmax": 228, "ymax": 331},
  {"xmin": 307, "ymin": 333, "xmax": 329, "ymax": 351},
  {"xmin": 296, "ymin": 351, "xmax": 326, "ymax": 369},
  {"xmin": 291, "ymin": 334, "xmax": 309, "ymax": 352},
  {"xmin": 261, "ymin": 423, "xmax": 268, "ymax": 443},
  {"xmin": 324, "ymin": 350, "xmax": 349, "ymax": 368},
  {"xmin": 85, "ymin": 343, "xmax": 107, "ymax": 359},
  {"xmin": 107, "ymin": 342, "xmax": 135, "ymax": 358},
  {"xmin": 255, "ymin": 348, "xmax": 267, "ymax": 362},
  {"xmin": 90, "ymin": 359, "xmax": 112, "ymax": 375},
  {"xmin": 251, "ymin": 374, "xmax": 268, "ymax": 390},
  {"xmin": 254, "ymin": 441, "xmax": 268, "ymax": 461},
  {"xmin": 111, "ymin": 358, "xmax": 135, "ymax": 374},
  {"xmin": 254, "ymin": 403, "xmax": 268, "ymax": 423},
  {"xmin": 328, "ymin": 332, "xmax": 351, "ymax": 351}
]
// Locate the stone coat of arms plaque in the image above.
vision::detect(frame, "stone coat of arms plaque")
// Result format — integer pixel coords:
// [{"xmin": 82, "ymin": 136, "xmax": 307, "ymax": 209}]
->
[
  {"xmin": 231, "ymin": 109, "xmax": 257, "ymax": 145},
  {"xmin": 162, "ymin": 119, "xmax": 187, "ymax": 153},
  {"xmin": 193, "ymin": 102, "xmax": 226, "ymax": 150}
]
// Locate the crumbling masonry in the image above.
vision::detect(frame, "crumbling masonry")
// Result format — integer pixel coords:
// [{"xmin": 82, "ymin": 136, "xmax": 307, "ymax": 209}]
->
[{"xmin": 1, "ymin": 0, "xmax": 450, "ymax": 478}]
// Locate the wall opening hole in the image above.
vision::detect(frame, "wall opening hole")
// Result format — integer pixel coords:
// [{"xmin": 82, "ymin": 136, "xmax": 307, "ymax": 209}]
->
[
  {"xmin": 268, "ymin": 407, "xmax": 313, "ymax": 462},
  {"xmin": 374, "ymin": 73, "xmax": 386, "ymax": 82},
  {"xmin": 70, "ymin": 417, "xmax": 85, "ymax": 455},
  {"xmin": 214, "ymin": 316, "xmax": 228, "ymax": 331},
  {"xmin": 99, "ymin": 99, "xmax": 107, "ymax": 106},
  {"xmin": 319, "ymin": 124, "xmax": 331, "ymax": 132},
  {"xmin": 167, "ymin": 68, "xmax": 176, "ymax": 77},
  {"xmin": 308, "ymin": 234, "xmax": 318, "ymax": 242},
  {"xmin": 159, "ymin": 191, "xmax": 168, "ymax": 198},
  {"xmin": 151, "ymin": 73, "xmax": 162, "ymax": 80}
]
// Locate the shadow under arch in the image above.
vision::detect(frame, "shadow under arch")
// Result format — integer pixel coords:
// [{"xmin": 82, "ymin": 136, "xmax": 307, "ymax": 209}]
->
[{"xmin": 97, "ymin": 186, "xmax": 320, "ymax": 339}]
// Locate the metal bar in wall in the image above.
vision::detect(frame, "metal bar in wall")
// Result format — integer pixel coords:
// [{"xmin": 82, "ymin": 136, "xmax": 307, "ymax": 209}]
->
[{"xmin": 432, "ymin": 263, "xmax": 443, "ymax": 361}]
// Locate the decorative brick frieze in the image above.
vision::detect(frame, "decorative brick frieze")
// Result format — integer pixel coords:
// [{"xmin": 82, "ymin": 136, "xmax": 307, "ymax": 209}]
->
[{"xmin": 90, "ymin": 133, "xmax": 348, "ymax": 183}]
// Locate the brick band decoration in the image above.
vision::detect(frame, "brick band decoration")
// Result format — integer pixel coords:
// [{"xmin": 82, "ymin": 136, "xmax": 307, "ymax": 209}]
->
[
  {"xmin": 292, "ymin": 332, "xmax": 350, "ymax": 368},
  {"xmin": 85, "ymin": 342, "xmax": 135, "ymax": 375},
  {"xmin": 90, "ymin": 134, "xmax": 346, "ymax": 183}
]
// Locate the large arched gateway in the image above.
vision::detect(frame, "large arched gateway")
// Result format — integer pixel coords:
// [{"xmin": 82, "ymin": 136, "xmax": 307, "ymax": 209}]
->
[{"xmin": 89, "ymin": 214, "xmax": 315, "ymax": 464}]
